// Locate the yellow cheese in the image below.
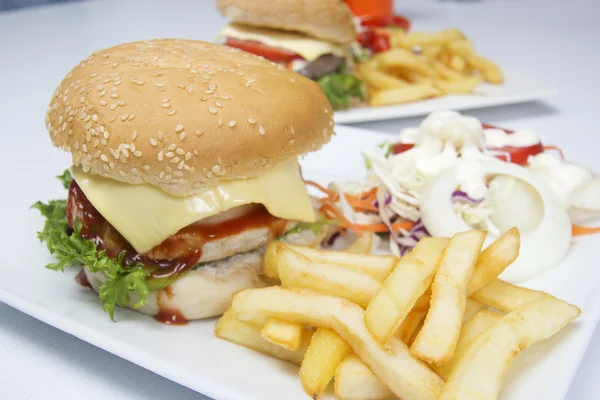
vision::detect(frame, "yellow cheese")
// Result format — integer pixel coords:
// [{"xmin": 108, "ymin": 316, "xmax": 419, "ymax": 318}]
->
[
  {"xmin": 71, "ymin": 160, "xmax": 315, "ymax": 253},
  {"xmin": 218, "ymin": 23, "xmax": 345, "ymax": 62}
]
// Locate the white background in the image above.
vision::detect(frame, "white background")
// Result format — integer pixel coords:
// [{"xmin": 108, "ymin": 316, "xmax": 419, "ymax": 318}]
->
[{"xmin": 0, "ymin": 0, "xmax": 599, "ymax": 398}]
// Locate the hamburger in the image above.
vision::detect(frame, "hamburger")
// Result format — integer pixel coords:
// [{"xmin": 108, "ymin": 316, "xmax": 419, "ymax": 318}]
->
[
  {"xmin": 35, "ymin": 39, "xmax": 334, "ymax": 322},
  {"xmin": 216, "ymin": 0, "xmax": 365, "ymax": 109}
]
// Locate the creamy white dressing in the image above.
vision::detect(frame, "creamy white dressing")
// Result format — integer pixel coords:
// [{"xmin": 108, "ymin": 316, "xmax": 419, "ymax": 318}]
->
[{"xmin": 484, "ymin": 128, "xmax": 539, "ymax": 148}]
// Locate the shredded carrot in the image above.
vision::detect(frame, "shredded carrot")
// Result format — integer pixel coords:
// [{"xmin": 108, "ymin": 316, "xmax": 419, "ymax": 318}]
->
[
  {"xmin": 305, "ymin": 180, "xmax": 338, "ymax": 200},
  {"xmin": 320, "ymin": 203, "xmax": 364, "ymax": 236},
  {"xmin": 544, "ymin": 145, "xmax": 565, "ymax": 160},
  {"xmin": 572, "ymin": 225, "xmax": 600, "ymax": 236},
  {"xmin": 353, "ymin": 221, "xmax": 415, "ymax": 232}
]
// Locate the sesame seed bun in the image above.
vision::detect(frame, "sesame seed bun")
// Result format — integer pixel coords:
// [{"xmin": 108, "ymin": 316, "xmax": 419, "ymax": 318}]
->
[
  {"xmin": 216, "ymin": 0, "xmax": 357, "ymax": 45},
  {"xmin": 46, "ymin": 39, "xmax": 334, "ymax": 196}
]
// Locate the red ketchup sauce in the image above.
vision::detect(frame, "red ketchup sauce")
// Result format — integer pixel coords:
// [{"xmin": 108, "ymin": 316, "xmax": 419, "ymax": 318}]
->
[{"xmin": 67, "ymin": 180, "xmax": 287, "ymax": 325}]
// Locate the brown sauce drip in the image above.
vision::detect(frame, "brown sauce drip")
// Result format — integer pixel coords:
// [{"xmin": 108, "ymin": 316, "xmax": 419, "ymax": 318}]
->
[
  {"xmin": 67, "ymin": 180, "xmax": 290, "ymax": 323},
  {"xmin": 74, "ymin": 269, "xmax": 92, "ymax": 288}
]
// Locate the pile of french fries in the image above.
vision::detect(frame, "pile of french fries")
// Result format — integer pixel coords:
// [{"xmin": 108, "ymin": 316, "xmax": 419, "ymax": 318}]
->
[
  {"xmin": 357, "ymin": 29, "xmax": 504, "ymax": 107},
  {"xmin": 216, "ymin": 228, "xmax": 581, "ymax": 400}
]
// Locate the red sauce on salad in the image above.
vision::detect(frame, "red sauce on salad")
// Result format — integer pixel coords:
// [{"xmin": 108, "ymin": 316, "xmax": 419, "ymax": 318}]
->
[{"xmin": 74, "ymin": 269, "xmax": 92, "ymax": 289}]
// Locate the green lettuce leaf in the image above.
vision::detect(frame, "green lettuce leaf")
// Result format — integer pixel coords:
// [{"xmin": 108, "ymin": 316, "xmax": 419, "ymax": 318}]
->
[
  {"xmin": 317, "ymin": 71, "xmax": 364, "ymax": 110},
  {"xmin": 279, "ymin": 220, "xmax": 330, "ymax": 238},
  {"xmin": 32, "ymin": 171, "xmax": 150, "ymax": 320}
]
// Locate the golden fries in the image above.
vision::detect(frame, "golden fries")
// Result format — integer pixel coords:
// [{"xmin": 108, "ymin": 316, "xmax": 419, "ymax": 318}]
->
[
  {"xmin": 358, "ymin": 27, "xmax": 503, "ymax": 107},
  {"xmin": 467, "ymin": 228, "xmax": 521, "ymax": 295},
  {"xmin": 433, "ymin": 309, "xmax": 502, "ymax": 379},
  {"xmin": 217, "ymin": 229, "xmax": 580, "ymax": 400},
  {"xmin": 364, "ymin": 237, "xmax": 448, "ymax": 344},
  {"xmin": 300, "ymin": 328, "xmax": 352, "ymax": 398},
  {"xmin": 472, "ymin": 278, "xmax": 546, "ymax": 312},
  {"xmin": 440, "ymin": 296, "xmax": 581, "ymax": 400},
  {"xmin": 264, "ymin": 241, "xmax": 397, "ymax": 282},
  {"xmin": 277, "ymin": 245, "xmax": 382, "ymax": 307},
  {"xmin": 411, "ymin": 230, "xmax": 486, "ymax": 365},
  {"xmin": 215, "ymin": 309, "xmax": 310, "ymax": 365},
  {"xmin": 232, "ymin": 287, "xmax": 445, "ymax": 400},
  {"xmin": 261, "ymin": 318, "xmax": 304, "ymax": 351},
  {"xmin": 369, "ymin": 84, "xmax": 440, "ymax": 106},
  {"xmin": 334, "ymin": 355, "xmax": 394, "ymax": 400}
]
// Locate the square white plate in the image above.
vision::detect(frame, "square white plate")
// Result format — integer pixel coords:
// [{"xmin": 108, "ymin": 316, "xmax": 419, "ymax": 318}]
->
[
  {"xmin": 334, "ymin": 68, "xmax": 556, "ymax": 124},
  {"xmin": 1, "ymin": 125, "xmax": 597, "ymax": 400}
]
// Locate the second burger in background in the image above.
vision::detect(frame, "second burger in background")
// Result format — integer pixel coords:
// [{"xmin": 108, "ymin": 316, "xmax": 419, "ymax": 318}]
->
[{"xmin": 216, "ymin": 0, "xmax": 365, "ymax": 109}]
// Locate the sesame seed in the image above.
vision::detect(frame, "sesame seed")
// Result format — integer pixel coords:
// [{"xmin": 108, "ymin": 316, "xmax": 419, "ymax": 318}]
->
[
  {"xmin": 92, "ymin": 114, "xmax": 99, "ymax": 122},
  {"xmin": 193, "ymin": 150, "xmax": 199, "ymax": 155},
  {"xmin": 155, "ymin": 83, "xmax": 165, "ymax": 88},
  {"xmin": 175, "ymin": 170, "xmax": 184, "ymax": 177},
  {"xmin": 84, "ymin": 115, "xmax": 91, "ymax": 122},
  {"xmin": 248, "ymin": 117, "xmax": 256, "ymax": 124},
  {"xmin": 103, "ymin": 164, "xmax": 110, "ymax": 172},
  {"xmin": 207, "ymin": 171, "xmax": 214, "ymax": 178},
  {"xmin": 324, "ymin": 109, "xmax": 329, "ymax": 114},
  {"xmin": 110, "ymin": 93, "xmax": 119, "ymax": 99},
  {"xmin": 179, "ymin": 132, "xmax": 186, "ymax": 140},
  {"xmin": 158, "ymin": 152, "xmax": 164, "ymax": 161},
  {"xmin": 168, "ymin": 143, "xmax": 176, "ymax": 151},
  {"xmin": 208, "ymin": 106, "xmax": 217, "ymax": 114},
  {"xmin": 185, "ymin": 152, "xmax": 192, "ymax": 161},
  {"xmin": 161, "ymin": 103, "xmax": 171, "ymax": 108},
  {"xmin": 175, "ymin": 124, "xmax": 184, "ymax": 132},
  {"xmin": 149, "ymin": 137, "xmax": 157, "ymax": 146},
  {"xmin": 222, "ymin": 95, "xmax": 231, "ymax": 100},
  {"xmin": 205, "ymin": 90, "xmax": 214, "ymax": 94},
  {"xmin": 103, "ymin": 131, "xmax": 110, "ymax": 139},
  {"xmin": 188, "ymin": 87, "xmax": 195, "ymax": 93},
  {"xmin": 228, "ymin": 120, "xmax": 237, "ymax": 127},
  {"xmin": 157, "ymin": 131, "xmax": 164, "ymax": 140},
  {"xmin": 259, "ymin": 126, "xmax": 265, "ymax": 135},
  {"xmin": 119, "ymin": 170, "xmax": 127, "ymax": 177},
  {"xmin": 166, "ymin": 151, "xmax": 175, "ymax": 158},
  {"xmin": 143, "ymin": 165, "xmax": 150, "ymax": 171},
  {"xmin": 120, "ymin": 155, "xmax": 127, "ymax": 163},
  {"xmin": 178, "ymin": 161, "xmax": 185, "ymax": 170},
  {"xmin": 109, "ymin": 162, "xmax": 115, "ymax": 170},
  {"xmin": 134, "ymin": 150, "xmax": 142, "ymax": 157},
  {"xmin": 162, "ymin": 98, "xmax": 170, "ymax": 103},
  {"xmin": 178, "ymin": 84, "xmax": 186, "ymax": 89},
  {"xmin": 171, "ymin": 157, "xmax": 180, "ymax": 164},
  {"xmin": 120, "ymin": 114, "xmax": 128, "ymax": 121},
  {"xmin": 168, "ymin": 110, "xmax": 177, "ymax": 116},
  {"xmin": 79, "ymin": 96, "xmax": 85, "ymax": 103},
  {"xmin": 218, "ymin": 119, "xmax": 223, "ymax": 127},
  {"xmin": 212, "ymin": 165, "xmax": 221, "ymax": 173},
  {"xmin": 195, "ymin": 130, "xmax": 203, "ymax": 136},
  {"xmin": 329, "ymin": 120, "xmax": 334, "ymax": 127},
  {"xmin": 131, "ymin": 131, "xmax": 138, "ymax": 141},
  {"xmin": 176, "ymin": 148, "xmax": 185, "ymax": 155},
  {"xmin": 110, "ymin": 103, "xmax": 118, "ymax": 110},
  {"xmin": 100, "ymin": 154, "xmax": 109, "ymax": 162},
  {"xmin": 201, "ymin": 96, "xmax": 209, "ymax": 101},
  {"xmin": 215, "ymin": 101, "xmax": 223, "ymax": 108},
  {"xmin": 136, "ymin": 80, "xmax": 145, "ymax": 86}
]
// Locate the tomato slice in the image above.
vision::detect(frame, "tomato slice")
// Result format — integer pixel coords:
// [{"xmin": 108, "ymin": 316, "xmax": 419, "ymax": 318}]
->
[
  {"xmin": 392, "ymin": 143, "xmax": 415, "ymax": 154},
  {"xmin": 224, "ymin": 37, "xmax": 303, "ymax": 64},
  {"xmin": 371, "ymin": 33, "xmax": 391, "ymax": 53},
  {"xmin": 356, "ymin": 30, "xmax": 374, "ymax": 48},
  {"xmin": 482, "ymin": 123, "xmax": 543, "ymax": 165},
  {"xmin": 361, "ymin": 15, "xmax": 411, "ymax": 31},
  {"xmin": 392, "ymin": 123, "xmax": 544, "ymax": 165}
]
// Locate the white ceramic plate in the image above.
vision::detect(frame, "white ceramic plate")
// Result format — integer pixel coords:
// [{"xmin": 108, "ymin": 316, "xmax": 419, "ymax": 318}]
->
[
  {"xmin": 334, "ymin": 68, "xmax": 556, "ymax": 124},
  {"xmin": 1, "ymin": 125, "xmax": 597, "ymax": 400}
]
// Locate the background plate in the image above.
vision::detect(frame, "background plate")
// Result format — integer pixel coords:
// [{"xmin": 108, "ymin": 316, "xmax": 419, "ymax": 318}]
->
[
  {"xmin": 0, "ymin": 125, "xmax": 597, "ymax": 400},
  {"xmin": 334, "ymin": 68, "xmax": 556, "ymax": 124}
]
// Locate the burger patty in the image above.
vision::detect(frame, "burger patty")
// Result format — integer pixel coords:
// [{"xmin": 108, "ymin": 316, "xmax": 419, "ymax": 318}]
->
[{"xmin": 67, "ymin": 180, "xmax": 303, "ymax": 276}]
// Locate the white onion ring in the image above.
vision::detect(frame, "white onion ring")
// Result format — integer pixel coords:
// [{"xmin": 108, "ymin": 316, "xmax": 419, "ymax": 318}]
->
[{"xmin": 420, "ymin": 161, "xmax": 572, "ymax": 283}]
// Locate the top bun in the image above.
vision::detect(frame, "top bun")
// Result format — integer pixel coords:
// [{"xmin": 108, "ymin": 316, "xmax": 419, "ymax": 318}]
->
[
  {"xmin": 46, "ymin": 39, "xmax": 334, "ymax": 196},
  {"xmin": 216, "ymin": 0, "xmax": 357, "ymax": 45}
]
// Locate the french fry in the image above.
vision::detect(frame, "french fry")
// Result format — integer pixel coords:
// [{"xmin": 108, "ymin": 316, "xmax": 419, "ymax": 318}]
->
[
  {"xmin": 446, "ymin": 39, "xmax": 476, "ymax": 57},
  {"xmin": 396, "ymin": 308, "xmax": 427, "ymax": 345},
  {"xmin": 467, "ymin": 227, "xmax": 520, "ymax": 295},
  {"xmin": 265, "ymin": 241, "xmax": 397, "ymax": 282},
  {"xmin": 397, "ymin": 29, "xmax": 465, "ymax": 48},
  {"xmin": 472, "ymin": 279, "xmax": 546, "ymax": 312},
  {"xmin": 449, "ymin": 54, "xmax": 467, "ymax": 72},
  {"xmin": 260, "ymin": 318, "xmax": 304, "ymax": 351},
  {"xmin": 232, "ymin": 287, "xmax": 445, "ymax": 400},
  {"xmin": 440, "ymin": 296, "xmax": 581, "ymax": 400},
  {"xmin": 369, "ymin": 84, "xmax": 440, "ymax": 106},
  {"xmin": 277, "ymin": 246, "xmax": 382, "ymax": 307},
  {"xmin": 430, "ymin": 61, "xmax": 465, "ymax": 80},
  {"xmin": 412, "ymin": 291, "xmax": 432, "ymax": 312},
  {"xmin": 374, "ymin": 48, "xmax": 437, "ymax": 77},
  {"xmin": 358, "ymin": 64, "xmax": 408, "ymax": 90},
  {"xmin": 421, "ymin": 44, "xmax": 444, "ymax": 59},
  {"xmin": 433, "ymin": 309, "xmax": 502, "ymax": 379},
  {"xmin": 364, "ymin": 237, "xmax": 449, "ymax": 344},
  {"xmin": 215, "ymin": 309, "xmax": 310, "ymax": 365},
  {"xmin": 467, "ymin": 54, "xmax": 504, "ymax": 83},
  {"xmin": 433, "ymin": 77, "xmax": 482, "ymax": 94},
  {"xmin": 463, "ymin": 298, "xmax": 485, "ymax": 322},
  {"xmin": 299, "ymin": 328, "xmax": 352, "ymax": 398},
  {"xmin": 334, "ymin": 355, "xmax": 394, "ymax": 400},
  {"xmin": 411, "ymin": 230, "xmax": 487, "ymax": 365}
]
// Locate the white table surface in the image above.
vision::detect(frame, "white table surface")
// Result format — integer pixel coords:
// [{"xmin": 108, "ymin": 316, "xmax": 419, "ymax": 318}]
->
[{"xmin": 0, "ymin": 0, "xmax": 598, "ymax": 399}]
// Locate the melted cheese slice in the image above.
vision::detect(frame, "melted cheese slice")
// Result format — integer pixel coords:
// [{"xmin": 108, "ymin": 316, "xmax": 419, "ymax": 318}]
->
[
  {"xmin": 72, "ymin": 160, "xmax": 315, "ymax": 253},
  {"xmin": 218, "ymin": 23, "xmax": 345, "ymax": 61}
]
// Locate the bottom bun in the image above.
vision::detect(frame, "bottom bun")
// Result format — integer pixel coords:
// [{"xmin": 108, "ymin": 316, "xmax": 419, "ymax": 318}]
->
[{"xmin": 85, "ymin": 228, "xmax": 324, "ymax": 320}]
